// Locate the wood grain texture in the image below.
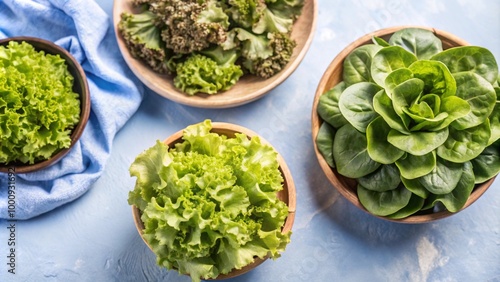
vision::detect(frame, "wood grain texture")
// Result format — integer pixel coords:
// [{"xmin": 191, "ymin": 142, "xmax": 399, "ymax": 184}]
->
[
  {"xmin": 132, "ymin": 122, "xmax": 296, "ymax": 279},
  {"xmin": 113, "ymin": 0, "xmax": 317, "ymax": 108},
  {"xmin": 0, "ymin": 37, "xmax": 90, "ymax": 173},
  {"xmin": 311, "ymin": 26, "xmax": 495, "ymax": 224}
]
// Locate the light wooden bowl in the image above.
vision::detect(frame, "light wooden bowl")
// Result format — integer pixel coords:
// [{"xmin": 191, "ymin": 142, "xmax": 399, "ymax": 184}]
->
[
  {"xmin": 0, "ymin": 37, "xmax": 90, "ymax": 174},
  {"xmin": 113, "ymin": 0, "xmax": 317, "ymax": 108},
  {"xmin": 311, "ymin": 26, "xmax": 496, "ymax": 223},
  {"xmin": 132, "ymin": 122, "xmax": 296, "ymax": 279}
]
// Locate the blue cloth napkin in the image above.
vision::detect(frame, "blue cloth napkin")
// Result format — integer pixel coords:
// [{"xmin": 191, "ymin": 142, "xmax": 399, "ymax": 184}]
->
[{"xmin": 0, "ymin": 0, "xmax": 144, "ymax": 219}]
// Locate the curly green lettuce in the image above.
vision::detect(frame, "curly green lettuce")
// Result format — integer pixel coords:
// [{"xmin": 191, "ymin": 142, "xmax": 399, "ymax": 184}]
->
[
  {"xmin": 0, "ymin": 41, "xmax": 80, "ymax": 165},
  {"xmin": 316, "ymin": 28, "xmax": 500, "ymax": 219},
  {"xmin": 128, "ymin": 120, "xmax": 291, "ymax": 282},
  {"xmin": 173, "ymin": 50, "xmax": 243, "ymax": 95}
]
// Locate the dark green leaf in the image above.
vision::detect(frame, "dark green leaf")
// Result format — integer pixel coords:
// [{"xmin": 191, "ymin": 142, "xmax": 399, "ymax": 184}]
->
[
  {"xmin": 316, "ymin": 122, "xmax": 336, "ymax": 168},
  {"xmin": 425, "ymin": 161, "xmax": 475, "ymax": 212},
  {"xmin": 386, "ymin": 193, "xmax": 425, "ymax": 219},
  {"xmin": 431, "ymin": 46, "xmax": 499, "ymax": 85},
  {"xmin": 418, "ymin": 158, "xmax": 464, "ymax": 195},
  {"xmin": 339, "ymin": 82, "xmax": 382, "ymax": 133},
  {"xmin": 471, "ymin": 141, "xmax": 500, "ymax": 183},
  {"xmin": 357, "ymin": 184, "xmax": 412, "ymax": 216},
  {"xmin": 451, "ymin": 72, "xmax": 496, "ymax": 130},
  {"xmin": 437, "ymin": 120, "xmax": 491, "ymax": 163},
  {"xmin": 366, "ymin": 116, "xmax": 405, "ymax": 164},
  {"xmin": 358, "ymin": 164, "xmax": 401, "ymax": 192},
  {"xmin": 317, "ymin": 82, "xmax": 348, "ymax": 128},
  {"xmin": 488, "ymin": 87, "xmax": 500, "ymax": 145},
  {"xmin": 389, "ymin": 28, "xmax": 443, "ymax": 60},
  {"xmin": 401, "ymin": 176, "xmax": 431, "ymax": 199},
  {"xmin": 333, "ymin": 124, "xmax": 381, "ymax": 178},
  {"xmin": 343, "ymin": 44, "xmax": 383, "ymax": 86}
]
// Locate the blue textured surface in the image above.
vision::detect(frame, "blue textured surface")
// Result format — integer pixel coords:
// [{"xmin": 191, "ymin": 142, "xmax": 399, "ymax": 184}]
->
[{"xmin": 1, "ymin": 0, "xmax": 499, "ymax": 281}]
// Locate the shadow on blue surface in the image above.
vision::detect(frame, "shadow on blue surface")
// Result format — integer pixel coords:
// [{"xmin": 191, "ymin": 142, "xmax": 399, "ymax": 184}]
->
[{"xmin": 306, "ymin": 171, "xmax": 429, "ymax": 242}]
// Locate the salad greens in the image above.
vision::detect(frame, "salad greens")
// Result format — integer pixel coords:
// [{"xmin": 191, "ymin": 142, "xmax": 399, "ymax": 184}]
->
[
  {"xmin": 118, "ymin": 0, "xmax": 304, "ymax": 95},
  {"xmin": 0, "ymin": 41, "xmax": 80, "ymax": 165},
  {"xmin": 128, "ymin": 120, "xmax": 290, "ymax": 282},
  {"xmin": 316, "ymin": 28, "xmax": 500, "ymax": 218}
]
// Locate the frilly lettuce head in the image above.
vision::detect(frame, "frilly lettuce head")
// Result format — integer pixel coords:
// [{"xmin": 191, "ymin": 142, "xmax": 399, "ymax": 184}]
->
[
  {"xmin": 128, "ymin": 120, "xmax": 291, "ymax": 282},
  {"xmin": 0, "ymin": 41, "xmax": 80, "ymax": 165}
]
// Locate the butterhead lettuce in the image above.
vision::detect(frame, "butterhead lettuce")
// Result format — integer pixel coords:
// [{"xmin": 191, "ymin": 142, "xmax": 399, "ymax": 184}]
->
[
  {"xmin": 0, "ymin": 41, "xmax": 80, "ymax": 165},
  {"xmin": 316, "ymin": 28, "xmax": 500, "ymax": 218},
  {"xmin": 128, "ymin": 120, "xmax": 290, "ymax": 282}
]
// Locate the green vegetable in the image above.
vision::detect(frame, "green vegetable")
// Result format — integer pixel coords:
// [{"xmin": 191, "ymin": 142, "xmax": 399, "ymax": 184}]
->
[
  {"xmin": 450, "ymin": 72, "xmax": 496, "ymax": 130},
  {"xmin": 357, "ymin": 164, "xmax": 401, "ymax": 192},
  {"xmin": 371, "ymin": 45, "xmax": 417, "ymax": 87},
  {"xmin": 118, "ymin": 0, "xmax": 304, "ymax": 95},
  {"xmin": 423, "ymin": 161, "xmax": 475, "ymax": 212},
  {"xmin": 0, "ymin": 41, "xmax": 80, "ymax": 165},
  {"xmin": 388, "ymin": 27, "xmax": 443, "ymax": 60},
  {"xmin": 316, "ymin": 82, "xmax": 348, "ymax": 128},
  {"xmin": 366, "ymin": 116, "xmax": 404, "ymax": 164},
  {"xmin": 339, "ymin": 82, "xmax": 382, "ymax": 133},
  {"xmin": 316, "ymin": 28, "xmax": 500, "ymax": 218},
  {"xmin": 173, "ymin": 49, "xmax": 243, "ymax": 95},
  {"xmin": 395, "ymin": 152, "xmax": 436, "ymax": 180},
  {"xmin": 333, "ymin": 124, "xmax": 380, "ymax": 178},
  {"xmin": 471, "ymin": 141, "xmax": 500, "ymax": 183},
  {"xmin": 357, "ymin": 184, "xmax": 412, "ymax": 216},
  {"xmin": 431, "ymin": 46, "xmax": 499, "ymax": 84},
  {"xmin": 118, "ymin": 10, "xmax": 170, "ymax": 74},
  {"xmin": 316, "ymin": 122, "xmax": 335, "ymax": 168},
  {"xmin": 128, "ymin": 120, "xmax": 290, "ymax": 282},
  {"xmin": 386, "ymin": 193, "xmax": 425, "ymax": 219},
  {"xmin": 343, "ymin": 44, "xmax": 382, "ymax": 86},
  {"xmin": 151, "ymin": 0, "xmax": 230, "ymax": 54},
  {"xmin": 226, "ymin": 0, "xmax": 264, "ymax": 29},
  {"xmin": 240, "ymin": 31, "xmax": 297, "ymax": 79}
]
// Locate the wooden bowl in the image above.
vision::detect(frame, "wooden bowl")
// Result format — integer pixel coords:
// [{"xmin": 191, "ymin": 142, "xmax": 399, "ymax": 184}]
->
[
  {"xmin": 311, "ymin": 26, "xmax": 496, "ymax": 223},
  {"xmin": 113, "ymin": 0, "xmax": 317, "ymax": 108},
  {"xmin": 132, "ymin": 122, "xmax": 296, "ymax": 278},
  {"xmin": 0, "ymin": 36, "xmax": 90, "ymax": 174}
]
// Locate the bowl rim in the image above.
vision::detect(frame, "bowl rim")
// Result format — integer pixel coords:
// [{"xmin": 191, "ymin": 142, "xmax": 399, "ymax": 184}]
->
[
  {"xmin": 0, "ymin": 36, "xmax": 91, "ymax": 174},
  {"xmin": 131, "ymin": 122, "xmax": 296, "ymax": 278},
  {"xmin": 311, "ymin": 25, "xmax": 496, "ymax": 223},
  {"xmin": 112, "ymin": 0, "xmax": 318, "ymax": 108}
]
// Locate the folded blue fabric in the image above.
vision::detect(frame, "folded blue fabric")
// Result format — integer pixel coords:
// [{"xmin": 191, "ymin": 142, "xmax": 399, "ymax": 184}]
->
[{"xmin": 0, "ymin": 0, "xmax": 144, "ymax": 219}]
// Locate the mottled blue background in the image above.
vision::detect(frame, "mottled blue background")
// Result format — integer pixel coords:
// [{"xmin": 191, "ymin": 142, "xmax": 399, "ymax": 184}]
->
[{"xmin": 1, "ymin": 0, "xmax": 499, "ymax": 281}]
